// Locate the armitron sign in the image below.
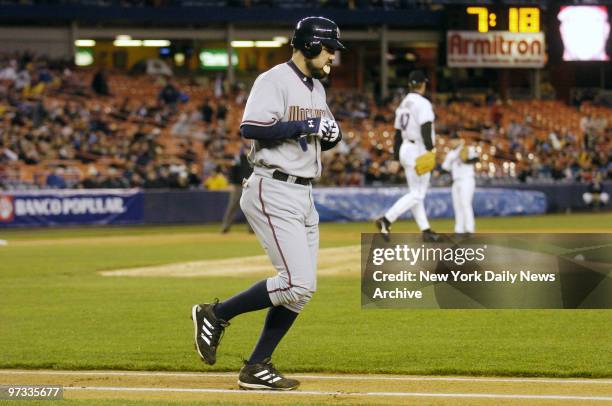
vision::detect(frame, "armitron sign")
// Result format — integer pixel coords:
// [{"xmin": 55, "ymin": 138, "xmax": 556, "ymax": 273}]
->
[{"xmin": 447, "ymin": 31, "xmax": 546, "ymax": 68}]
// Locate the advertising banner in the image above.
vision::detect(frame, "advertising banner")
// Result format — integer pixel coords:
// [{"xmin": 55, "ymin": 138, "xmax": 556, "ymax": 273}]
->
[
  {"xmin": 447, "ymin": 30, "xmax": 546, "ymax": 68},
  {"xmin": 314, "ymin": 187, "xmax": 546, "ymax": 222},
  {"xmin": 0, "ymin": 189, "xmax": 144, "ymax": 227}
]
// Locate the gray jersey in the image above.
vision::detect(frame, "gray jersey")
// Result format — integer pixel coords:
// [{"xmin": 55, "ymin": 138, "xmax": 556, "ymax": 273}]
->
[{"xmin": 241, "ymin": 62, "xmax": 334, "ymax": 179}]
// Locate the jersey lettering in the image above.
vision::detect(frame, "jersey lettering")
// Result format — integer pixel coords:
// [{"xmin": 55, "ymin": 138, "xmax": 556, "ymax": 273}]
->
[
  {"xmin": 399, "ymin": 112, "xmax": 410, "ymax": 131},
  {"xmin": 288, "ymin": 105, "xmax": 326, "ymax": 121}
]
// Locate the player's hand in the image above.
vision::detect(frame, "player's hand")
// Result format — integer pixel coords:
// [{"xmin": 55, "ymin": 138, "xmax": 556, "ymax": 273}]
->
[
  {"xmin": 306, "ymin": 117, "xmax": 340, "ymax": 143},
  {"xmin": 318, "ymin": 118, "xmax": 340, "ymax": 143}
]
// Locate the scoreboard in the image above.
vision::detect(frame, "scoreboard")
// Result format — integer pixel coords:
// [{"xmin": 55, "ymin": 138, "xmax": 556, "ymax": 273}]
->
[
  {"xmin": 448, "ymin": 6, "xmax": 541, "ymax": 33},
  {"xmin": 466, "ymin": 7, "xmax": 540, "ymax": 33},
  {"xmin": 446, "ymin": 6, "xmax": 545, "ymax": 68}
]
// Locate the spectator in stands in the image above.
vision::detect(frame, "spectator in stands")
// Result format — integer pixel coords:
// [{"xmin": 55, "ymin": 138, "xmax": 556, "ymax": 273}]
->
[
  {"xmin": 551, "ymin": 159, "xmax": 567, "ymax": 181},
  {"xmin": 204, "ymin": 165, "xmax": 229, "ymax": 190},
  {"xmin": 345, "ymin": 168, "xmax": 365, "ymax": 186},
  {"xmin": 516, "ymin": 161, "xmax": 533, "ymax": 183},
  {"xmin": 171, "ymin": 109, "xmax": 196, "ymax": 137},
  {"xmin": 213, "ymin": 74, "xmax": 224, "ymax": 98},
  {"xmin": 81, "ymin": 166, "xmax": 101, "ymax": 189},
  {"xmin": 594, "ymin": 114, "xmax": 608, "ymax": 136},
  {"xmin": 45, "ymin": 166, "xmax": 67, "ymax": 189},
  {"xmin": 365, "ymin": 161, "xmax": 388, "ymax": 185},
  {"xmin": 490, "ymin": 99, "xmax": 503, "ymax": 129},
  {"xmin": 548, "ymin": 127, "xmax": 562, "ymax": 151},
  {"xmin": 580, "ymin": 113, "xmax": 596, "ymax": 137},
  {"xmin": 20, "ymin": 142, "xmax": 40, "ymax": 165},
  {"xmin": 1, "ymin": 53, "xmax": 609, "ymax": 190},
  {"xmin": 583, "ymin": 172, "xmax": 609, "ymax": 210},
  {"xmin": 129, "ymin": 172, "xmax": 145, "ymax": 188},
  {"xmin": 0, "ymin": 141, "xmax": 18, "ymax": 163},
  {"xmin": 157, "ymin": 165, "xmax": 173, "ymax": 188},
  {"xmin": 14, "ymin": 66, "xmax": 31, "ymax": 91},
  {"xmin": 200, "ymin": 98, "xmax": 214, "ymax": 124},
  {"xmin": 233, "ymin": 81, "xmax": 247, "ymax": 105},
  {"xmin": 481, "ymin": 122, "xmax": 497, "ymax": 142},
  {"xmin": 0, "ymin": 59, "xmax": 17, "ymax": 82},
  {"xmin": 143, "ymin": 166, "xmax": 167, "ymax": 189},
  {"xmin": 185, "ymin": 163, "xmax": 201, "ymax": 188},
  {"xmin": 91, "ymin": 69, "xmax": 110, "ymax": 96},
  {"xmin": 159, "ymin": 78, "xmax": 181, "ymax": 109},
  {"xmin": 178, "ymin": 140, "xmax": 198, "ymax": 164},
  {"xmin": 100, "ymin": 166, "xmax": 129, "ymax": 188},
  {"xmin": 215, "ymin": 97, "xmax": 228, "ymax": 125}
]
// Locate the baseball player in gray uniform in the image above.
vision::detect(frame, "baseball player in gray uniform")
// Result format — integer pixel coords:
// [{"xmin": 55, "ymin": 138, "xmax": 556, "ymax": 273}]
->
[{"xmin": 191, "ymin": 16, "xmax": 344, "ymax": 391}]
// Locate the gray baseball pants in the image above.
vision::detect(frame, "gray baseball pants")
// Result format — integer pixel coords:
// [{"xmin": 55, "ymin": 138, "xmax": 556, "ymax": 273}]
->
[{"xmin": 240, "ymin": 173, "xmax": 318, "ymax": 313}]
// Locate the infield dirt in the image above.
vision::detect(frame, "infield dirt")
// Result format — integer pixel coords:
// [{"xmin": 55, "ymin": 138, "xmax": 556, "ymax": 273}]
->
[{"xmin": 1, "ymin": 370, "xmax": 611, "ymax": 405}]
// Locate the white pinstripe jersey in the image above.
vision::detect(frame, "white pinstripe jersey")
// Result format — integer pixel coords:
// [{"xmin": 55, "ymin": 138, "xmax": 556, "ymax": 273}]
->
[
  {"xmin": 394, "ymin": 93, "xmax": 435, "ymax": 146},
  {"xmin": 442, "ymin": 145, "xmax": 477, "ymax": 181},
  {"xmin": 241, "ymin": 62, "xmax": 334, "ymax": 179}
]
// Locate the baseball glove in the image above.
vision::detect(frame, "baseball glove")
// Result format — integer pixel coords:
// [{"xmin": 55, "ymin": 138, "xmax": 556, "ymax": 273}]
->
[
  {"xmin": 460, "ymin": 146, "xmax": 469, "ymax": 162},
  {"xmin": 415, "ymin": 150, "xmax": 436, "ymax": 176}
]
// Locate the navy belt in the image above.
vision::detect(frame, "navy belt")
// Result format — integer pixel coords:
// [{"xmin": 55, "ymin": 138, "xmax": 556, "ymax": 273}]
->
[{"xmin": 272, "ymin": 170, "xmax": 311, "ymax": 186}]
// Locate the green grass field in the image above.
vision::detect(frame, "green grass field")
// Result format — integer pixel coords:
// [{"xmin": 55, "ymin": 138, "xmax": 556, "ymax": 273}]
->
[{"xmin": 1, "ymin": 213, "xmax": 611, "ymax": 378}]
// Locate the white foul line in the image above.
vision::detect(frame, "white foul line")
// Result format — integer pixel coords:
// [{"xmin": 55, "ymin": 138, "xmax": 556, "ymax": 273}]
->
[
  {"xmin": 1, "ymin": 370, "xmax": 611, "ymax": 385},
  {"xmin": 64, "ymin": 386, "xmax": 612, "ymax": 401}
]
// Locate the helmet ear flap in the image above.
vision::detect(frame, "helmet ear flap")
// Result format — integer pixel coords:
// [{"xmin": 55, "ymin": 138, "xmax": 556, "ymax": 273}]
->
[{"xmin": 303, "ymin": 40, "xmax": 322, "ymax": 59}]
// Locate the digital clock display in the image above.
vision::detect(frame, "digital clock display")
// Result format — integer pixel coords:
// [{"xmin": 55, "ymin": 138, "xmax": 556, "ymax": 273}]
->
[{"xmin": 452, "ymin": 7, "xmax": 541, "ymax": 33}]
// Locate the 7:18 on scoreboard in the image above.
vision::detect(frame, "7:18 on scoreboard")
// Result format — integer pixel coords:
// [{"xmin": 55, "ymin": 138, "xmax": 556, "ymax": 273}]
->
[{"xmin": 466, "ymin": 7, "xmax": 540, "ymax": 33}]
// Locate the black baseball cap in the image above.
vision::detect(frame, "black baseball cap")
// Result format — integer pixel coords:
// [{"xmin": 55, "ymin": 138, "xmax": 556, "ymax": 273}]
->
[{"xmin": 408, "ymin": 70, "xmax": 428, "ymax": 86}]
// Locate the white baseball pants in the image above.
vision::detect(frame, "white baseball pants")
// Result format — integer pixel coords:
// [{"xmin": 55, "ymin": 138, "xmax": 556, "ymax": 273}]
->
[
  {"xmin": 385, "ymin": 142, "xmax": 431, "ymax": 231},
  {"xmin": 452, "ymin": 177, "xmax": 475, "ymax": 233}
]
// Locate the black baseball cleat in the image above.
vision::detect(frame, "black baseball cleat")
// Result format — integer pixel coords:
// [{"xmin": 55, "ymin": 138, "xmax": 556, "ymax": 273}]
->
[
  {"xmin": 238, "ymin": 358, "xmax": 300, "ymax": 391},
  {"xmin": 422, "ymin": 229, "xmax": 442, "ymax": 243},
  {"xmin": 375, "ymin": 217, "xmax": 392, "ymax": 242},
  {"xmin": 191, "ymin": 301, "xmax": 229, "ymax": 365}
]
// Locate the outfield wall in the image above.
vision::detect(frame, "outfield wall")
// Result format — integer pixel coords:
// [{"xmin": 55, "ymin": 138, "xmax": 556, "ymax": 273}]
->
[
  {"xmin": 492, "ymin": 182, "xmax": 610, "ymax": 213},
  {"xmin": 144, "ymin": 182, "xmax": 610, "ymax": 225},
  {"xmin": 1, "ymin": 183, "xmax": 608, "ymax": 227},
  {"xmin": 143, "ymin": 187, "xmax": 548, "ymax": 225}
]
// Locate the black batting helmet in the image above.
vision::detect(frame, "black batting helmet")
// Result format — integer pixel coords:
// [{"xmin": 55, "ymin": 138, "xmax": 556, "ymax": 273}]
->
[{"xmin": 291, "ymin": 16, "xmax": 346, "ymax": 59}]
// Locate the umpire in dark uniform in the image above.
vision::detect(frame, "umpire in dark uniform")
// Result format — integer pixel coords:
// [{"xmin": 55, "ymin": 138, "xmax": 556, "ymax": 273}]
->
[{"xmin": 220, "ymin": 142, "xmax": 253, "ymax": 233}]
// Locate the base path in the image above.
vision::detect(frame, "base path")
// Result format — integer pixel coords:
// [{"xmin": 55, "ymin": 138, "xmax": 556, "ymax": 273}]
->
[{"xmin": 1, "ymin": 370, "xmax": 611, "ymax": 405}]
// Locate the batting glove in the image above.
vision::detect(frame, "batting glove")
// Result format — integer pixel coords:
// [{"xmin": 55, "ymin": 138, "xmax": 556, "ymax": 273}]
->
[{"xmin": 306, "ymin": 117, "xmax": 340, "ymax": 143}]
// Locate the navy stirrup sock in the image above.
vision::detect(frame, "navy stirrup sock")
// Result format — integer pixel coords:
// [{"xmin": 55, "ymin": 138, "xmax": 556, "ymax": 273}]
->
[
  {"xmin": 247, "ymin": 305, "xmax": 299, "ymax": 364},
  {"xmin": 213, "ymin": 280, "xmax": 272, "ymax": 321}
]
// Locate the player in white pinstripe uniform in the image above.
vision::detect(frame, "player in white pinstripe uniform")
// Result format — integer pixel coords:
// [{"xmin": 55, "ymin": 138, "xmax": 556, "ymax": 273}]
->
[
  {"xmin": 376, "ymin": 71, "xmax": 440, "ymax": 242},
  {"xmin": 442, "ymin": 135, "xmax": 479, "ymax": 236}
]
